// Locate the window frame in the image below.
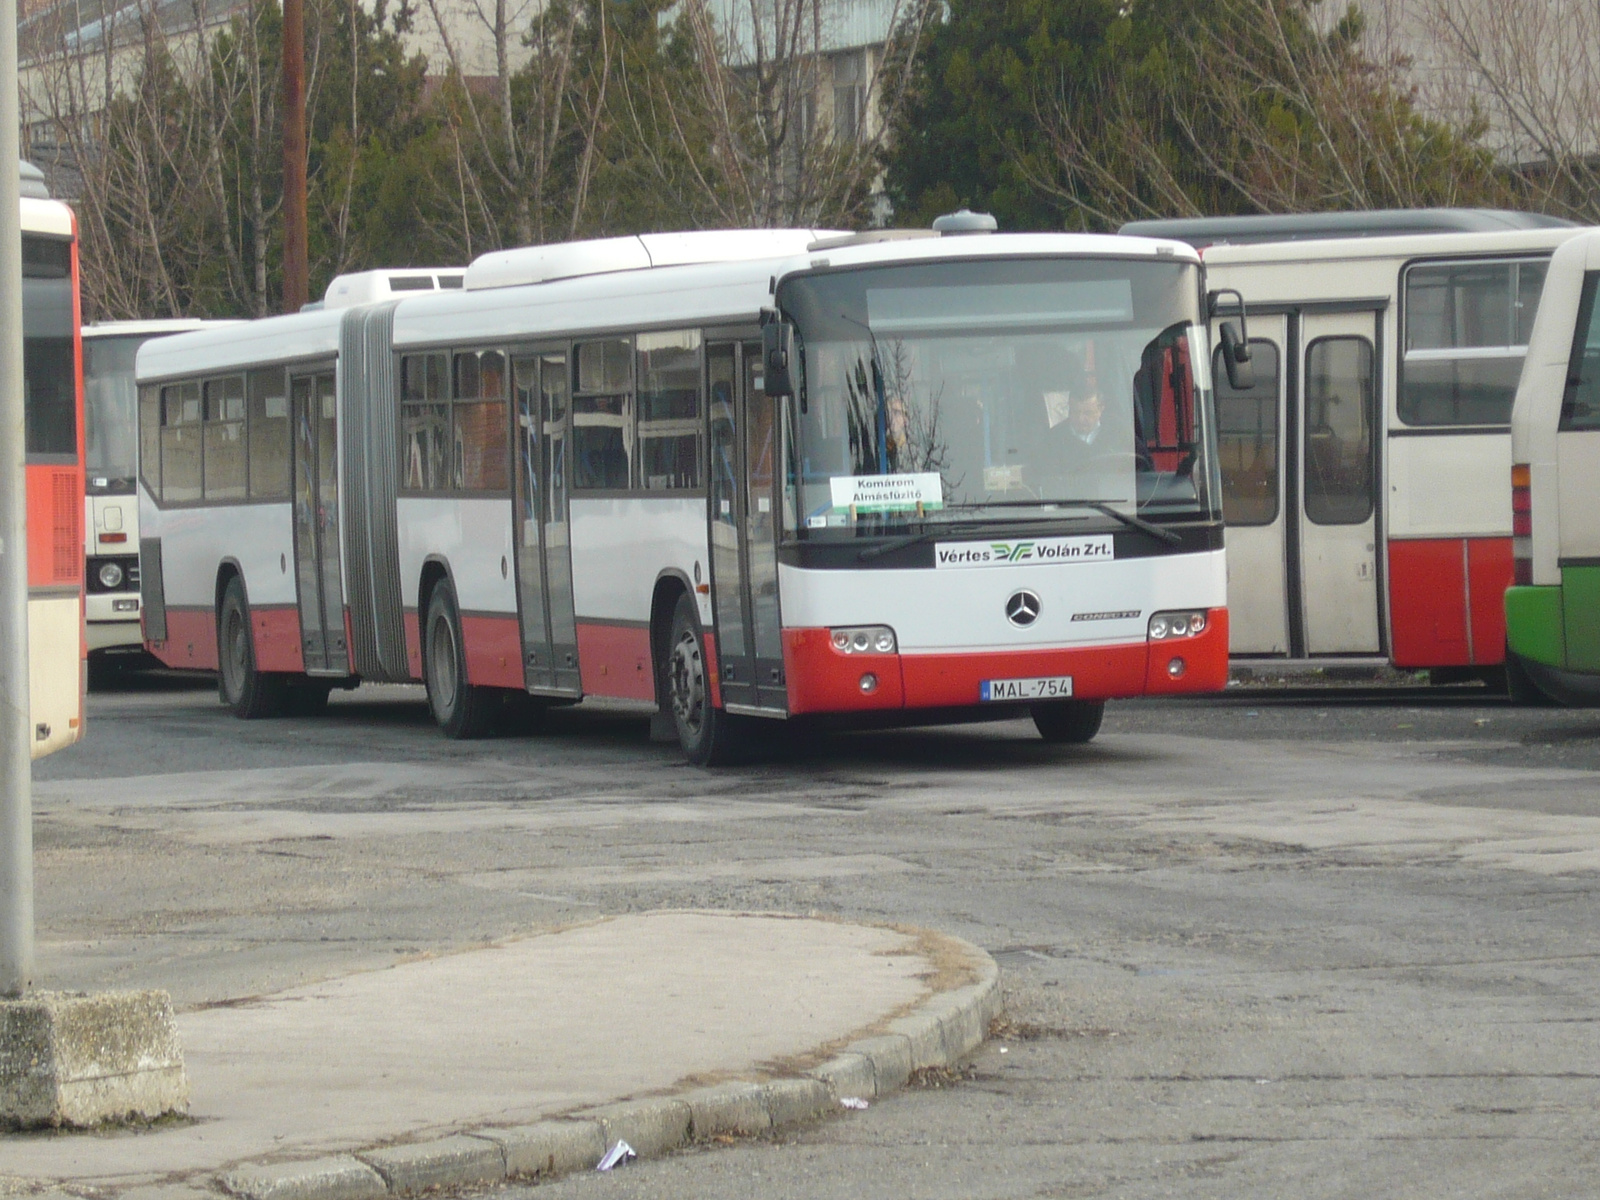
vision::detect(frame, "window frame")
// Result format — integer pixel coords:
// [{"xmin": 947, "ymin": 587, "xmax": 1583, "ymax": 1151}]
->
[
  {"xmin": 1397, "ymin": 254, "xmax": 1551, "ymax": 428},
  {"xmin": 1303, "ymin": 334, "xmax": 1376, "ymax": 527},
  {"xmin": 1560, "ymin": 270, "xmax": 1600, "ymax": 432},
  {"xmin": 635, "ymin": 329, "xmax": 705, "ymax": 494},
  {"xmin": 1212, "ymin": 337, "xmax": 1281, "ymax": 528},
  {"xmin": 571, "ymin": 337, "xmax": 636, "ymax": 493}
]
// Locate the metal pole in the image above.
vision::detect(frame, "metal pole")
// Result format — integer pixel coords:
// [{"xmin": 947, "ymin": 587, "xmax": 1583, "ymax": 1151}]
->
[
  {"xmin": 281, "ymin": 0, "xmax": 308, "ymax": 313},
  {"xmin": 0, "ymin": 0, "xmax": 36, "ymax": 996}
]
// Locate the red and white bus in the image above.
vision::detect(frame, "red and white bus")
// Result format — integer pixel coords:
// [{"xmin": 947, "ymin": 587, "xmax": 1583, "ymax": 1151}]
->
[
  {"xmin": 1125, "ymin": 211, "xmax": 1581, "ymax": 680},
  {"xmin": 137, "ymin": 225, "xmax": 1234, "ymax": 762},
  {"xmin": 18, "ymin": 162, "xmax": 85, "ymax": 755}
]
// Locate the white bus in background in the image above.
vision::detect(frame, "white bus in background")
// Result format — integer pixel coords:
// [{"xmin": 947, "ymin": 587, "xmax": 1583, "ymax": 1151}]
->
[
  {"xmin": 1124, "ymin": 210, "xmax": 1580, "ymax": 683},
  {"xmin": 84, "ymin": 320, "xmax": 216, "ymax": 683},
  {"xmin": 137, "ymin": 224, "xmax": 1239, "ymax": 763}
]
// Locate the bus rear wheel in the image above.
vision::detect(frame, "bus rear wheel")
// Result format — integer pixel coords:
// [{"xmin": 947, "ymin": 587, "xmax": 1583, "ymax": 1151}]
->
[
  {"xmin": 666, "ymin": 593, "xmax": 741, "ymax": 766},
  {"xmin": 217, "ymin": 576, "xmax": 286, "ymax": 718},
  {"xmin": 1031, "ymin": 699, "xmax": 1104, "ymax": 744},
  {"xmin": 423, "ymin": 579, "xmax": 500, "ymax": 739}
]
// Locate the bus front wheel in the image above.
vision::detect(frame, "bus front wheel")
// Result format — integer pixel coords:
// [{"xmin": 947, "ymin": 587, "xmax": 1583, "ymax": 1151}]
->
[
  {"xmin": 666, "ymin": 593, "xmax": 741, "ymax": 766},
  {"xmin": 423, "ymin": 580, "xmax": 500, "ymax": 739},
  {"xmin": 1031, "ymin": 699, "xmax": 1104, "ymax": 744},
  {"xmin": 218, "ymin": 576, "xmax": 286, "ymax": 719}
]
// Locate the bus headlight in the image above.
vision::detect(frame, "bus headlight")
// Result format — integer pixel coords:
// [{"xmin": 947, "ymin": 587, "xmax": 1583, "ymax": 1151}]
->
[
  {"xmin": 98, "ymin": 561, "xmax": 124, "ymax": 590},
  {"xmin": 830, "ymin": 625, "xmax": 897, "ymax": 654},
  {"xmin": 1148, "ymin": 610, "xmax": 1206, "ymax": 640}
]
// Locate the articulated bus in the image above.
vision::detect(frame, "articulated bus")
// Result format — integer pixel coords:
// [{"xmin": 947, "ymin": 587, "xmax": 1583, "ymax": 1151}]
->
[
  {"xmin": 137, "ymin": 225, "xmax": 1233, "ymax": 762},
  {"xmin": 1125, "ymin": 211, "xmax": 1580, "ymax": 682},
  {"xmin": 17, "ymin": 161, "xmax": 85, "ymax": 756},
  {"xmin": 84, "ymin": 271, "xmax": 460, "ymax": 684},
  {"xmin": 1506, "ymin": 228, "xmax": 1600, "ymax": 703}
]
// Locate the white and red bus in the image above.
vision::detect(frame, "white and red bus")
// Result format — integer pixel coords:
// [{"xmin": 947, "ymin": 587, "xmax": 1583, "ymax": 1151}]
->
[
  {"xmin": 86, "ymin": 271, "xmax": 460, "ymax": 683},
  {"xmin": 137, "ymin": 225, "xmax": 1234, "ymax": 762},
  {"xmin": 18, "ymin": 162, "xmax": 85, "ymax": 755},
  {"xmin": 1125, "ymin": 211, "xmax": 1581, "ymax": 681}
]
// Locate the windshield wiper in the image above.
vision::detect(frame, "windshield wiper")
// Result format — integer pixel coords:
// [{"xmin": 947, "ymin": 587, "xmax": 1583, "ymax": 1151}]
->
[
  {"xmin": 943, "ymin": 499, "xmax": 1183, "ymax": 545},
  {"xmin": 1078, "ymin": 501, "xmax": 1182, "ymax": 545},
  {"xmin": 857, "ymin": 529, "xmax": 939, "ymax": 561}
]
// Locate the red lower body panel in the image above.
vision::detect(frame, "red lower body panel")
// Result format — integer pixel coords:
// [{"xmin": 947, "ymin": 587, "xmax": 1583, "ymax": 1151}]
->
[
  {"xmin": 153, "ymin": 607, "xmax": 219, "ymax": 671},
  {"xmin": 252, "ymin": 605, "xmax": 304, "ymax": 673},
  {"xmin": 577, "ymin": 621, "xmax": 654, "ymax": 701},
  {"xmin": 1388, "ymin": 537, "xmax": 1511, "ymax": 668},
  {"xmin": 462, "ymin": 613, "xmax": 523, "ymax": 689},
  {"xmin": 782, "ymin": 610, "xmax": 1229, "ymax": 715}
]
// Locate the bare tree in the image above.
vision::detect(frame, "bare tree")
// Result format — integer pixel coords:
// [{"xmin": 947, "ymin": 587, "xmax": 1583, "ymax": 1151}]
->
[
  {"xmin": 1017, "ymin": 0, "xmax": 1503, "ymax": 228},
  {"xmin": 1411, "ymin": 0, "xmax": 1600, "ymax": 219},
  {"xmin": 618, "ymin": 0, "xmax": 939, "ymax": 229}
]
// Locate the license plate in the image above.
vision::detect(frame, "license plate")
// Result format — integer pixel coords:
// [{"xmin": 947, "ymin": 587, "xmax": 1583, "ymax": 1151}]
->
[{"xmin": 980, "ymin": 675, "xmax": 1074, "ymax": 701}]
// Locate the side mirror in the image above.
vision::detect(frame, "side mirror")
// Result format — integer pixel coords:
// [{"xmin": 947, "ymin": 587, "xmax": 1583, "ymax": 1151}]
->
[
  {"xmin": 760, "ymin": 310, "xmax": 794, "ymax": 398},
  {"xmin": 1219, "ymin": 321, "xmax": 1255, "ymax": 392}
]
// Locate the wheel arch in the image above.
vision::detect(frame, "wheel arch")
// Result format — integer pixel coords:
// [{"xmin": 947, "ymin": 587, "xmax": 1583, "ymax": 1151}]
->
[
  {"xmin": 214, "ymin": 558, "xmax": 246, "ymax": 616},
  {"xmin": 650, "ymin": 570, "xmax": 693, "ymax": 708}
]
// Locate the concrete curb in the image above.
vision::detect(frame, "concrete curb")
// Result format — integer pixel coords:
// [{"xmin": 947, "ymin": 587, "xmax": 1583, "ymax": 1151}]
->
[{"xmin": 220, "ymin": 936, "xmax": 999, "ymax": 1199}]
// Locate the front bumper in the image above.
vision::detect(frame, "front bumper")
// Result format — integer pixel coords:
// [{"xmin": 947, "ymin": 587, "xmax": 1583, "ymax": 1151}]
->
[{"xmin": 782, "ymin": 609, "xmax": 1229, "ymax": 715}]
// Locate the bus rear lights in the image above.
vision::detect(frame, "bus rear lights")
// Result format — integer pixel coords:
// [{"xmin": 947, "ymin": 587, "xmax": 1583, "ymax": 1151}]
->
[
  {"xmin": 1512, "ymin": 463, "xmax": 1533, "ymax": 585},
  {"xmin": 830, "ymin": 625, "xmax": 897, "ymax": 654},
  {"xmin": 859, "ymin": 672, "xmax": 879, "ymax": 694},
  {"xmin": 1148, "ymin": 610, "xmax": 1206, "ymax": 640},
  {"xmin": 1167, "ymin": 657, "xmax": 1186, "ymax": 678},
  {"xmin": 113, "ymin": 599, "xmax": 139, "ymax": 612}
]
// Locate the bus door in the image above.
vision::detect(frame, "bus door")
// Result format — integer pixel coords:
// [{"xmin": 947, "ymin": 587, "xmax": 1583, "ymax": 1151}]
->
[
  {"xmin": 512, "ymin": 349, "xmax": 581, "ymax": 695},
  {"xmin": 1218, "ymin": 317, "xmax": 1291, "ymax": 655},
  {"xmin": 1298, "ymin": 310, "xmax": 1382, "ymax": 654},
  {"xmin": 707, "ymin": 341, "xmax": 786, "ymax": 712},
  {"xmin": 290, "ymin": 369, "xmax": 349, "ymax": 674}
]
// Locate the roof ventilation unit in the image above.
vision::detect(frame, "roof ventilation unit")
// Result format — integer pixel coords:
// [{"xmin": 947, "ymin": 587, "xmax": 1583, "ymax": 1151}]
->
[
  {"xmin": 932, "ymin": 209, "xmax": 998, "ymax": 236},
  {"xmin": 463, "ymin": 228, "xmax": 839, "ymax": 291}
]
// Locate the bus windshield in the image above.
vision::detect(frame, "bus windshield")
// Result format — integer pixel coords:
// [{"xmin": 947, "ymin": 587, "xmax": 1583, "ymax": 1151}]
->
[
  {"xmin": 84, "ymin": 334, "xmax": 144, "ymax": 493},
  {"xmin": 780, "ymin": 256, "xmax": 1216, "ymax": 536}
]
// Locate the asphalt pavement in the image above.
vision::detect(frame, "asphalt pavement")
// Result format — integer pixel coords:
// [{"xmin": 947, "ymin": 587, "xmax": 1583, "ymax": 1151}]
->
[{"xmin": 16, "ymin": 672, "xmax": 1600, "ymax": 1198}]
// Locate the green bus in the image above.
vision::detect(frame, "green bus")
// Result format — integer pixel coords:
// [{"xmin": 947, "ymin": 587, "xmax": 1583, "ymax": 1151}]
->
[{"xmin": 1506, "ymin": 229, "xmax": 1600, "ymax": 703}]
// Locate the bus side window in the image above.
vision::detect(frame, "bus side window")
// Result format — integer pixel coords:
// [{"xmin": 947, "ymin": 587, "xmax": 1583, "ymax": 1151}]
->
[
  {"xmin": 139, "ymin": 384, "xmax": 161, "ymax": 499},
  {"xmin": 1213, "ymin": 340, "xmax": 1280, "ymax": 525},
  {"xmin": 160, "ymin": 381, "xmax": 202, "ymax": 503},
  {"xmin": 454, "ymin": 349, "xmax": 509, "ymax": 493},
  {"xmin": 1561, "ymin": 273, "xmax": 1600, "ymax": 432},
  {"xmin": 203, "ymin": 375, "xmax": 247, "ymax": 501},
  {"xmin": 573, "ymin": 339, "xmax": 633, "ymax": 491},
  {"xmin": 400, "ymin": 353, "xmax": 450, "ymax": 491},
  {"xmin": 1401, "ymin": 259, "xmax": 1546, "ymax": 426},
  {"xmin": 637, "ymin": 330, "xmax": 702, "ymax": 491},
  {"xmin": 248, "ymin": 369, "xmax": 290, "ymax": 499}
]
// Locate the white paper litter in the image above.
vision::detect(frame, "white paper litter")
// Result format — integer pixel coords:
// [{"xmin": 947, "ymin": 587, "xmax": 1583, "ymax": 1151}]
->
[
  {"xmin": 597, "ymin": 1140, "xmax": 637, "ymax": 1171},
  {"xmin": 839, "ymin": 1096, "xmax": 869, "ymax": 1110}
]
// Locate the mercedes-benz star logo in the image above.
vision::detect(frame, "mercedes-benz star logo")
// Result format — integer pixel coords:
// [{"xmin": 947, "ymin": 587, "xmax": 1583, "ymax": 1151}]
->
[{"xmin": 1005, "ymin": 589, "xmax": 1042, "ymax": 627}]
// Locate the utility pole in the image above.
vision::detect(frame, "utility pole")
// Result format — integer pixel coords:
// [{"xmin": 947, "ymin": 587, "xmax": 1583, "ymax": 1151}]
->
[
  {"xmin": 0, "ymin": 0, "xmax": 35, "ymax": 996},
  {"xmin": 282, "ymin": 0, "xmax": 308, "ymax": 312}
]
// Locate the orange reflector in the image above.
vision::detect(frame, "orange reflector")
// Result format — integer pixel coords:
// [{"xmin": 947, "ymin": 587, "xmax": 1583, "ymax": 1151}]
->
[
  {"xmin": 1512, "ymin": 463, "xmax": 1531, "ymax": 488},
  {"xmin": 100, "ymin": 531, "xmax": 128, "ymax": 543}
]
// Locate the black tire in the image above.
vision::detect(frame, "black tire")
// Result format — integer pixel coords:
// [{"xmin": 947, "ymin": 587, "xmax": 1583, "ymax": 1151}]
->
[
  {"xmin": 1032, "ymin": 698, "xmax": 1105, "ymax": 743},
  {"xmin": 422, "ymin": 579, "xmax": 500, "ymax": 739},
  {"xmin": 217, "ymin": 576, "xmax": 286, "ymax": 718},
  {"xmin": 87, "ymin": 653, "xmax": 122, "ymax": 693},
  {"xmin": 283, "ymin": 681, "xmax": 333, "ymax": 716},
  {"xmin": 665, "ymin": 592, "xmax": 743, "ymax": 766},
  {"xmin": 1505, "ymin": 649, "xmax": 1555, "ymax": 707}
]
